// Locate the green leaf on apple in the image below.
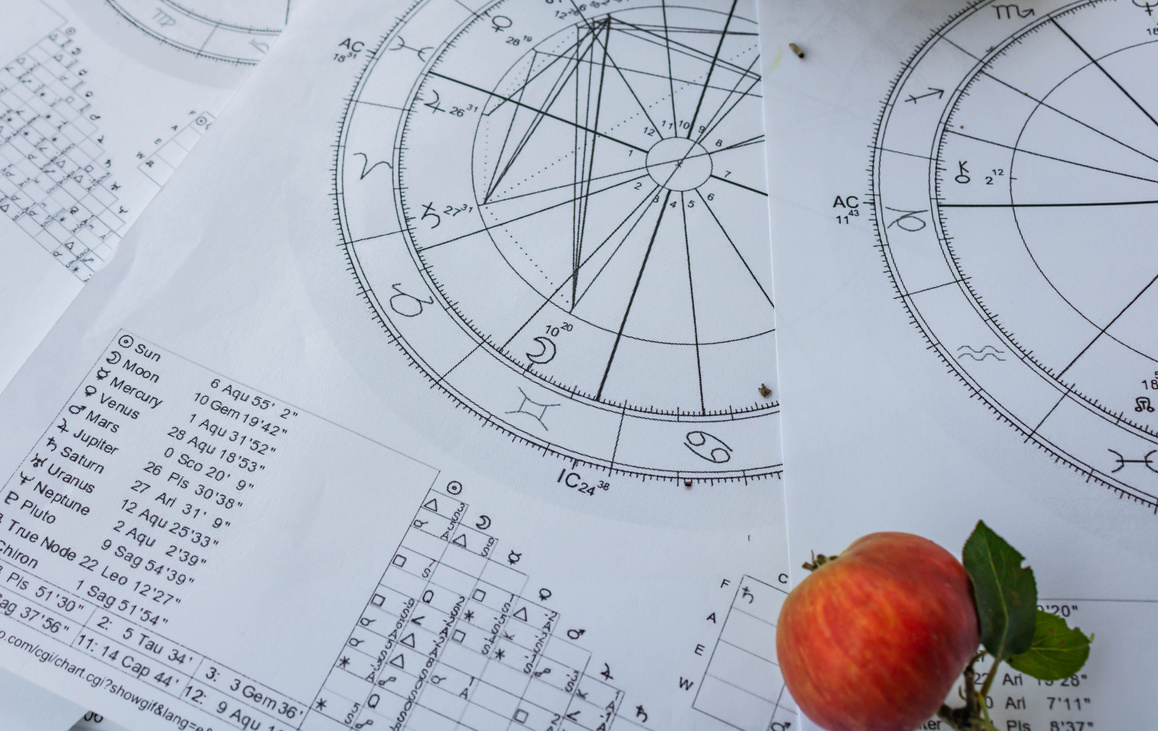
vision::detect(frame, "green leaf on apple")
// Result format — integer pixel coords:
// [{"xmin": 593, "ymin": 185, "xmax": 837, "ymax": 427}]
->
[
  {"xmin": 1006, "ymin": 609, "xmax": 1092, "ymax": 681},
  {"xmin": 962, "ymin": 520, "xmax": 1037, "ymax": 660}
]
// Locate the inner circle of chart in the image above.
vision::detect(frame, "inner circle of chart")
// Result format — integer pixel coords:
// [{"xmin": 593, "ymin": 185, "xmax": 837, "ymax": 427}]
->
[
  {"xmin": 336, "ymin": 0, "xmax": 780, "ymax": 480},
  {"xmin": 873, "ymin": 0, "xmax": 1158, "ymax": 507},
  {"xmin": 644, "ymin": 137, "xmax": 713, "ymax": 191}
]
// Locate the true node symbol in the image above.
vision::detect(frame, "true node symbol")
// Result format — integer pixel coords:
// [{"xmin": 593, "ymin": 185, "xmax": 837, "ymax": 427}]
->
[{"xmin": 507, "ymin": 389, "xmax": 558, "ymax": 430}]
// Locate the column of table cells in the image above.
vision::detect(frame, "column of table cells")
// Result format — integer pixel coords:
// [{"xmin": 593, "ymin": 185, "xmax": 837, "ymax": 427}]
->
[
  {"xmin": 416, "ymin": 491, "xmax": 468, "ymax": 539},
  {"xmin": 693, "ymin": 576, "xmax": 796, "ymax": 730},
  {"xmin": 187, "ymin": 661, "xmax": 307, "ymax": 731},
  {"xmin": 492, "ymin": 599, "xmax": 557, "ymax": 676},
  {"xmin": 312, "ymin": 557, "xmax": 430, "ymax": 725},
  {"xmin": 564, "ymin": 673, "xmax": 623, "ymax": 731},
  {"xmin": 0, "ymin": 30, "xmax": 123, "ymax": 279},
  {"xmin": 139, "ymin": 113, "xmax": 213, "ymax": 186}
]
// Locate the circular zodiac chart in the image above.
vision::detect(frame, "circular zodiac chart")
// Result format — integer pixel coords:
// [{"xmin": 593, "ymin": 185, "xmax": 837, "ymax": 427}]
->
[
  {"xmin": 873, "ymin": 0, "xmax": 1158, "ymax": 508},
  {"xmin": 103, "ymin": 0, "xmax": 286, "ymax": 64},
  {"xmin": 336, "ymin": 0, "xmax": 778, "ymax": 480}
]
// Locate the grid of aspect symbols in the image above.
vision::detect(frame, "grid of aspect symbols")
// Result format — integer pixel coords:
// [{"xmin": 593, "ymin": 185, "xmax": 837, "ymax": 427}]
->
[
  {"xmin": 303, "ymin": 487, "xmax": 624, "ymax": 731},
  {"xmin": 693, "ymin": 575, "xmax": 796, "ymax": 731},
  {"xmin": 0, "ymin": 27, "xmax": 124, "ymax": 281},
  {"xmin": 138, "ymin": 112, "xmax": 214, "ymax": 186}
]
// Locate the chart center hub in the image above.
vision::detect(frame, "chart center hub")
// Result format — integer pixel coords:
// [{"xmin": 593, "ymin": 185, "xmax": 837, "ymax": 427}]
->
[{"xmin": 646, "ymin": 138, "xmax": 712, "ymax": 191}]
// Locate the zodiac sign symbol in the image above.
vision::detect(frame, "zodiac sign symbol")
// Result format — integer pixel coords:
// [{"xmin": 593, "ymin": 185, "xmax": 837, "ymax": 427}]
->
[
  {"xmin": 506, "ymin": 389, "xmax": 558, "ymax": 431},
  {"xmin": 685, "ymin": 431, "xmax": 733, "ymax": 464},
  {"xmin": 1108, "ymin": 449, "xmax": 1158, "ymax": 474},
  {"xmin": 885, "ymin": 206, "xmax": 927, "ymax": 232},
  {"xmin": 957, "ymin": 345, "xmax": 1006, "ymax": 361},
  {"xmin": 526, "ymin": 336, "xmax": 556, "ymax": 365},
  {"xmin": 994, "ymin": 4, "xmax": 1035, "ymax": 19},
  {"xmin": 1137, "ymin": 397, "xmax": 1155, "ymax": 413},
  {"xmin": 389, "ymin": 283, "xmax": 434, "ymax": 317},
  {"xmin": 388, "ymin": 35, "xmax": 433, "ymax": 61}
]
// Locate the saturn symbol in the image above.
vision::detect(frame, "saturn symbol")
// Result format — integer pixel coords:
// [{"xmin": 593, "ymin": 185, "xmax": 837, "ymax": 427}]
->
[{"xmin": 526, "ymin": 337, "xmax": 556, "ymax": 365}]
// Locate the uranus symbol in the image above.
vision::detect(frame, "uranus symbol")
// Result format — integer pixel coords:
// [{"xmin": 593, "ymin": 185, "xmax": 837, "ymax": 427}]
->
[{"xmin": 526, "ymin": 337, "xmax": 556, "ymax": 365}]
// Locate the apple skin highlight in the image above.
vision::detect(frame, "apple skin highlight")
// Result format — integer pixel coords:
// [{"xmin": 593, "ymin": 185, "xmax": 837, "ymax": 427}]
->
[{"xmin": 776, "ymin": 532, "xmax": 980, "ymax": 731}]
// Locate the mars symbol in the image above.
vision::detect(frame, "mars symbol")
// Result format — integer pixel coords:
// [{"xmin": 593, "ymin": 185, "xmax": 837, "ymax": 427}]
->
[
  {"xmin": 873, "ymin": 0, "xmax": 1158, "ymax": 509},
  {"xmin": 336, "ymin": 0, "xmax": 779, "ymax": 480}
]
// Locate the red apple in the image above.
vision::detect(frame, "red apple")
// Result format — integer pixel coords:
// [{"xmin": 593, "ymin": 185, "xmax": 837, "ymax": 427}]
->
[{"xmin": 776, "ymin": 532, "xmax": 979, "ymax": 731}]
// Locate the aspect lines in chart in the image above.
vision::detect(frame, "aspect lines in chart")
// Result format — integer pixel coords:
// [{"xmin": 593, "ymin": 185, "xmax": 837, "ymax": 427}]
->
[
  {"xmin": 337, "ymin": 0, "xmax": 782, "ymax": 480},
  {"xmin": 872, "ymin": 0, "xmax": 1158, "ymax": 508}
]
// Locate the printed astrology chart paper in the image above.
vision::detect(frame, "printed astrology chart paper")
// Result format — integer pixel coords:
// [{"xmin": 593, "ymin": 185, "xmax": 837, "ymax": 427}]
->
[
  {"xmin": 0, "ymin": 0, "xmax": 292, "ymax": 393},
  {"xmin": 0, "ymin": 0, "xmax": 794, "ymax": 730},
  {"xmin": 763, "ymin": 0, "xmax": 1158, "ymax": 727}
]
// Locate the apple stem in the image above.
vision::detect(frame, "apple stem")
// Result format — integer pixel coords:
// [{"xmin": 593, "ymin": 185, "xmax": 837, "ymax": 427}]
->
[
  {"xmin": 937, "ymin": 651, "xmax": 1001, "ymax": 731},
  {"xmin": 801, "ymin": 552, "xmax": 837, "ymax": 571}
]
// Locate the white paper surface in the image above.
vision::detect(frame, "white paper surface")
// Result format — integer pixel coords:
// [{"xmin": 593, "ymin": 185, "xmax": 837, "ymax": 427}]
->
[
  {"xmin": 0, "ymin": 0, "xmax": 288, "ymax": 392},
  {"xmin": 763, "ymin": 0, "xmax": 1158, "ymax": 727},
  {"xmin": 0, "ymin": 666, "xmax": 84, "ymax": 730},
  {"xmin": 71, "ymin": 711, "xmax": 131, "ymax": 731},
  {"xmin": 0, "ymin": 1, "xmax": 791, "ymax": 730}
]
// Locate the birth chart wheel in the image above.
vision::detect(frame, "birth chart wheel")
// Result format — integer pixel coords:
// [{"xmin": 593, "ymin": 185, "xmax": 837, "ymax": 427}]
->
[
  {"xmin": 335, "ymin": 0, "xmax": 779, "ymax": 481},
  {"xmin": 103, "ymin": 0, "xmax": 286, "ymax": 64},
  {"xmin": 873, "ymin": 0, "xmax": 1158, "ymax": 508}
]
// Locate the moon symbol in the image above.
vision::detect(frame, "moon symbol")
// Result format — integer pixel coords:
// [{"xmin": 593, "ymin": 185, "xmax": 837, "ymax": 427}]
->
[
  {"xmin": 475, "ymin": 515, "xmax": 491, "ymax": 530},
  {"xmin": 526, "ymin": 337, "xmax": 556, "ymax": 365}
]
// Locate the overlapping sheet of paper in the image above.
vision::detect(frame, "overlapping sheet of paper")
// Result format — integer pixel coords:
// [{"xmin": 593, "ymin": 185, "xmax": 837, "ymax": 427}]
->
[
  {"xmin": 0, "ymin": 0, "xmax": 288, "ymax": 392},
  {"xmin": 764, "ymin": 0, "xmax": 1158, "ymax": 727},
  {"xmin": 0, "ymin": 1, "xmax": 792, "ymax": 730}
]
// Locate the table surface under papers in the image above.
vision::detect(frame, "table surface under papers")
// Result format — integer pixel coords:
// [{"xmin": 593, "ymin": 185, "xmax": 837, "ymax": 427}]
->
[{"xmin": 0, "ymin": 0, "xmax": 793, "ymax": 729}]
